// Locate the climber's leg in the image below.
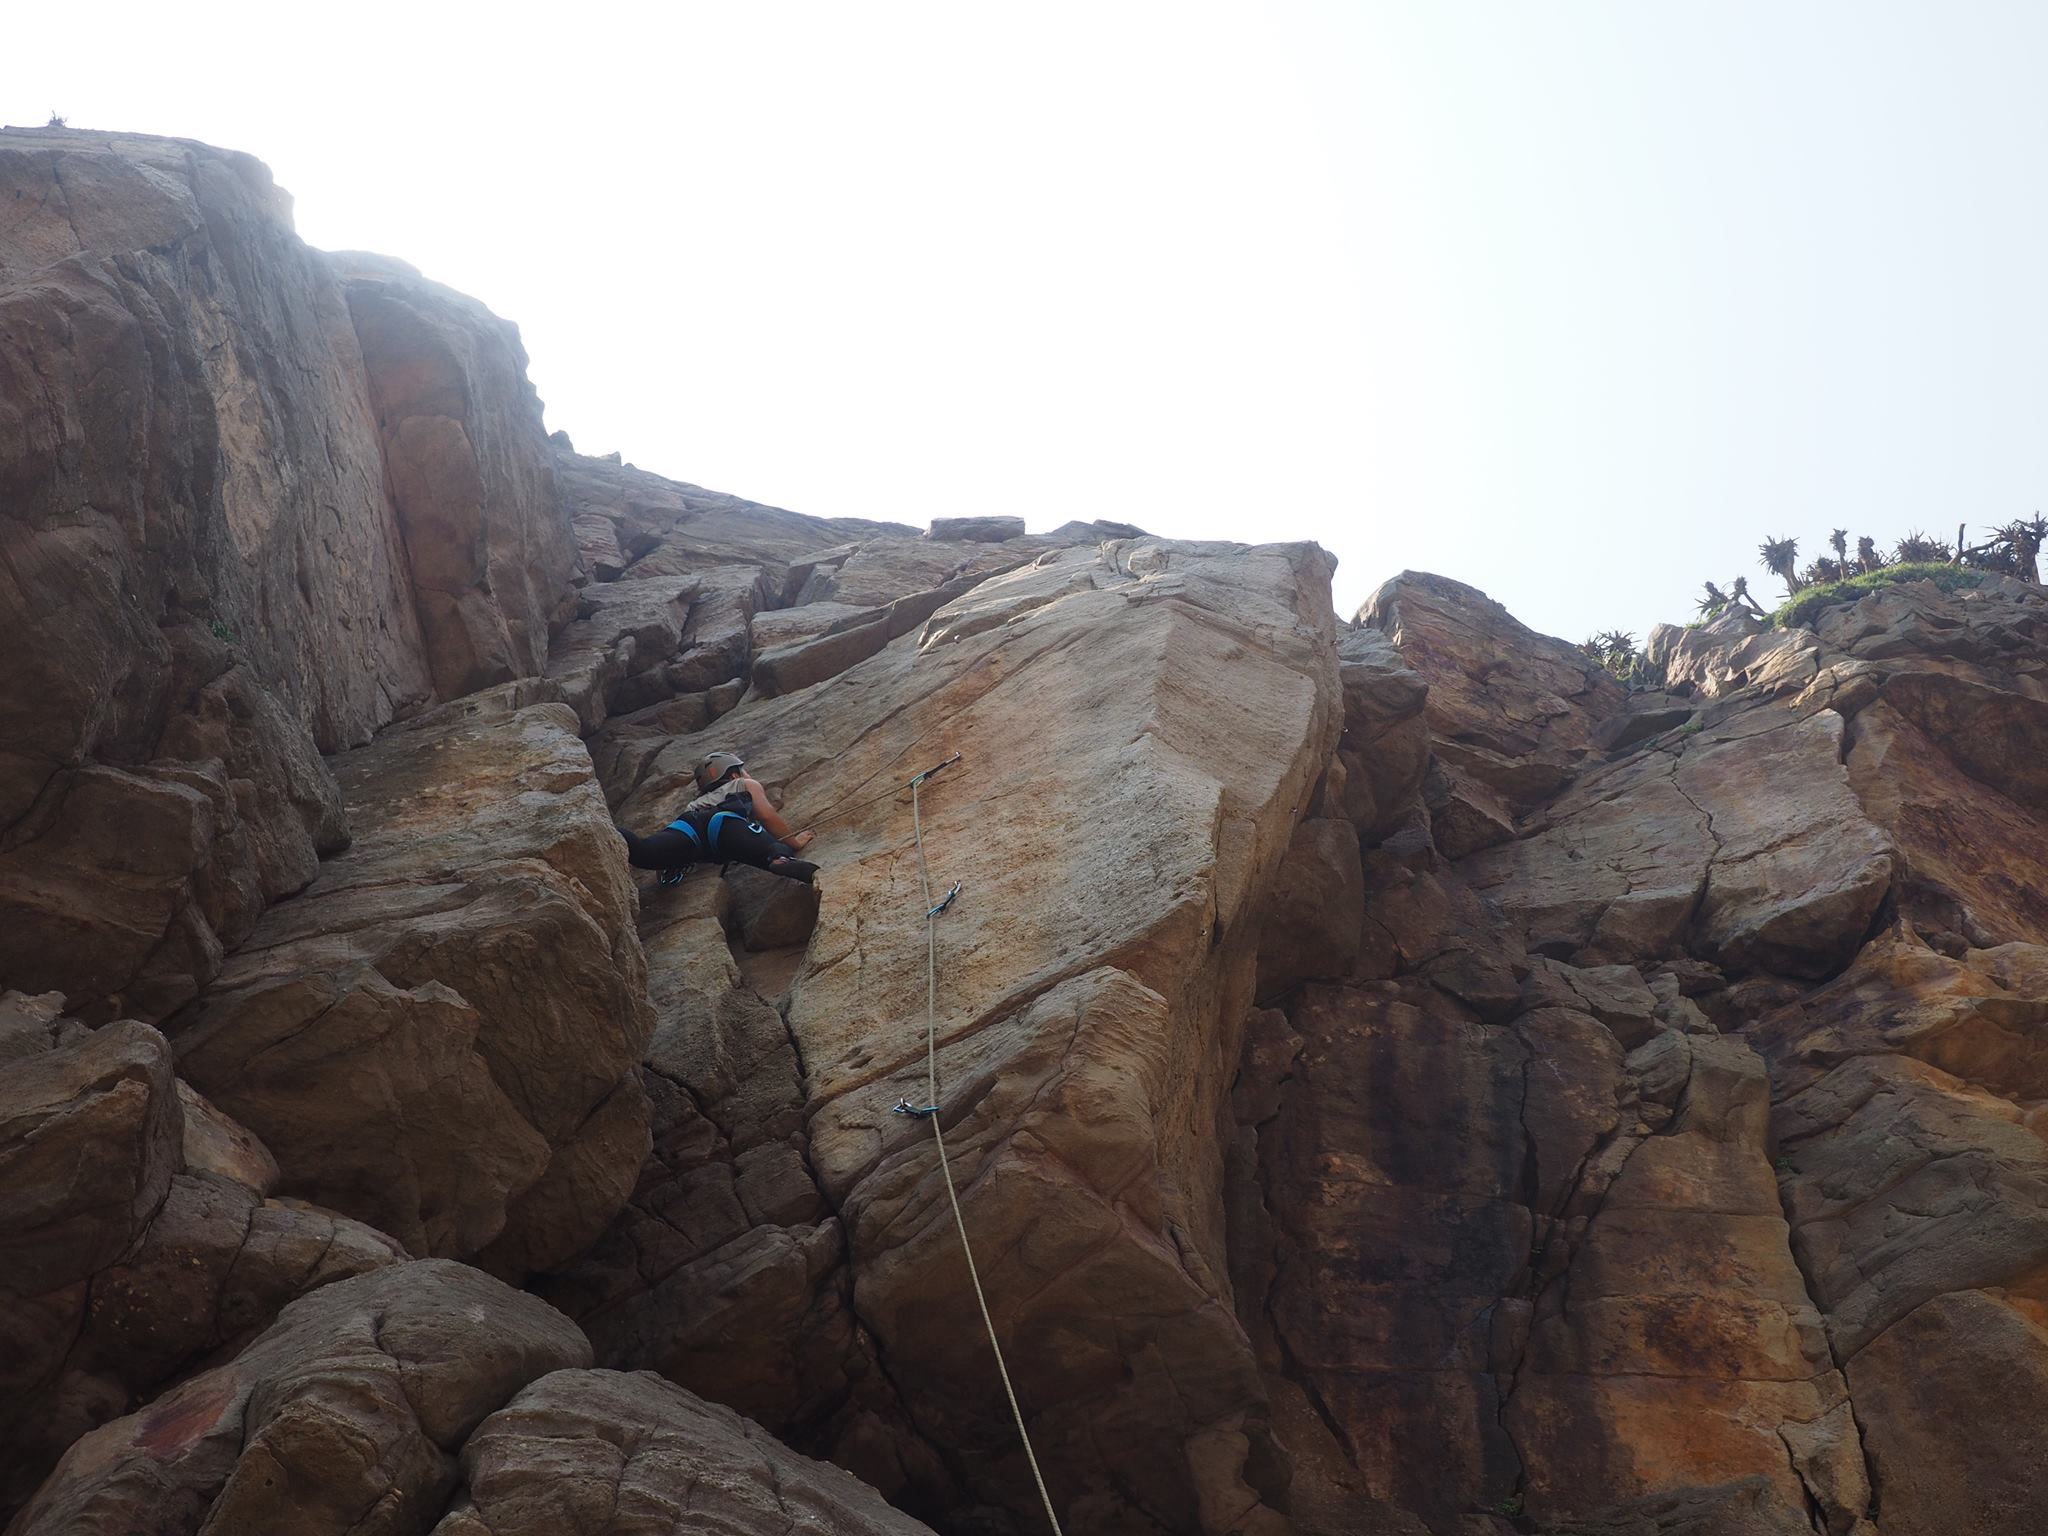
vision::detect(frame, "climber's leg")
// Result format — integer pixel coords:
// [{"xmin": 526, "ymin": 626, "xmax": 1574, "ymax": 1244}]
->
[
  {"xmin": 619, "ymin": 823, "xmax": 705, "ymax": 872},
  {"xmin": 706, "ymin": 811, "xmax": 819, "ymax": 884}
]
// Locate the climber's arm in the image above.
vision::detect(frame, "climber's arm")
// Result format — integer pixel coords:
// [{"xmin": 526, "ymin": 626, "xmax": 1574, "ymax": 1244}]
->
[{"xmin": 740, "ymin": 776, "xmax": 813, "ymax": 849}]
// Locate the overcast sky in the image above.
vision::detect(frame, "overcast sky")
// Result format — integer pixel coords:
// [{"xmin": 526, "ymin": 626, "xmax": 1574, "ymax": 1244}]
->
[{"xmin": 10, "ymin": 3, "xmax": 2046, "ymax": 643}]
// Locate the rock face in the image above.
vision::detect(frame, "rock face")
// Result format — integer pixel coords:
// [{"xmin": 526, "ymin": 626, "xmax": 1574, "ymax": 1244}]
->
[
  {"xmin": 11, "ymin": 125, "xmax": 2048, "ymax": 1536},
  {"xmin": 0, "ymin": 992, "xmax": 403, "ymax": 1513},
  {"xmin": 1219, "ymin": 568, "xmax": 2048, "ymax": 1535},
  {"xmin": 546, "ymin": 535, "xmax": 1342, "ymax": 1535},
  {"xmin": 0, "ymin": 128, "xmax": 576, "ymax": 1025},
  {"xmin": 337, "ymin": 252, "xmax": 578, "ymax": 700},
  {"xmin": 1363, "ymin": 573, "xmax": 1624, "ymax": 858},
  {"xmin": 433, "ymin": 1369, "xmax": 940, "ymax": 1536},
  {"xmin": 168, "ymin": 697, "xmax": 653, "ymax": 1273},
  {"xmin": 7, "ymin": 1261, "xmax": 590, "ymax": 1536}
]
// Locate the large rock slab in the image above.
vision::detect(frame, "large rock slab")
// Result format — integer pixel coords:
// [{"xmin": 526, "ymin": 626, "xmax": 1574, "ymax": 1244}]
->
[
  {"xmin": 1229, "ymin": 972, "xmax": 1868, "ymax": 1531},
  {"xmin": 608, "ymin": 537, "xmax": 1341, "ymax": 1534},
  {"xmin": 1506, "ymin": 1034, "xmax": 1864, "ymax": 1530},
  {"xmin": 1677, "ymin": 711, "xmax": 1894, "ymax": 975},
  {"xmin": 535, "ymin": 891, "xmax": 879, "ymax": 1479},
  {"xmin": 6, "ymin": 1260, "xmax": 589, "ymax": 1536},
  {"xmin": 432, "ymin": 1369, "xmax": 939, "ymax": 1536},
  {"xmin": 1231, "ymin": 983, "xmax": 1535, "ymax": 1526},
  {"xmin": 1362, "ymin": 572, "xmax": 1625, "ymax": 852},
  {"xmin": 1756, "ymin": 935, "xmax": 2048, "ymax": 1357},
  {"xmin": 1466, "ymin": 706, "xmax": 1893, "ymax": 978},
  {"xmin": 170, "ymin": 700, "xmax": 654, "ymax": 1271},
  {"xmin": 0, "ymin": 129, "xmax": 431, "ymax": 774},
  {"xmin": 1847, "ymin": 699, "xmax": 2048, "ymax": 949},
  {"xmin": 0, "ymin": 1017, "xmax": 180, "ymax": 1296},
  {"xmin": 0, "ymin": 130, "xmax": 434, "ymax": 1020},
  {"xmin": 1844, "ymin": 1288, "xmax": 2048, "ymax": 1536},
  {"xmin": 338, "ymin": 253, "xmax": 578, "ymax": 701},
  {"xmin": 0, "ymin": 999, "xmax": 402, "ymax": 1518}
]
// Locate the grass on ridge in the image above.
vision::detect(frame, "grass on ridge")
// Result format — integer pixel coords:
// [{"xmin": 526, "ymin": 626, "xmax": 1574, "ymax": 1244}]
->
[{"xmin": 1769, "ymin": 562, "xmax": 1988, "ymax": 630}]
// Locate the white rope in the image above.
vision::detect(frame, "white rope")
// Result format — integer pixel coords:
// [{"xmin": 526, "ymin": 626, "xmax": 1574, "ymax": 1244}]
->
[{"xmin": 909, "ymin": 773, "xmax": 1066, "ymax": 1536}]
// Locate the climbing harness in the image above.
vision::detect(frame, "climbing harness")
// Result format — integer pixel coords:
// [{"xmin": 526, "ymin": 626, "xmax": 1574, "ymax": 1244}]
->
[{"xmin": 904, "ymin": 759, "xmax": 1067, "ymax": 1536}]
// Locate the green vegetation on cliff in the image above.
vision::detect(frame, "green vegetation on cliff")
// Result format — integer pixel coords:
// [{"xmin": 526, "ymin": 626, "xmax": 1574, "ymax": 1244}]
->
[{"xmin": 1770, "ymin": 562, "xmax": 1987, "ymax": 629}]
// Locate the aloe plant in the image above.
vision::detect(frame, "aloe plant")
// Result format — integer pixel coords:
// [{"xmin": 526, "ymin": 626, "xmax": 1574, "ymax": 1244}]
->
[
  {"xmin": 1894, "ymin": 530, "xmax": 1951, "ymax": 564},
  {"xmin": 1759, "ymin": 536, "xmax": 1804, "ymax": 596}
]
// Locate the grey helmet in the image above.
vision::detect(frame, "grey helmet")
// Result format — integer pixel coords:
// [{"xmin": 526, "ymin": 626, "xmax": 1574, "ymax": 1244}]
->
[{"xmin": 695, "ymin": 750, "xmax": 746, "ymax": 792}]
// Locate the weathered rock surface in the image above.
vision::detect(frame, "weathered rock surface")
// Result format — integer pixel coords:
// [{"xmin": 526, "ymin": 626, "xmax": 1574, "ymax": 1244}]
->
[
  {"xmin": 7, "ymin": 1260, "xmax": 589, "ymax": 1536},
  {"xmin": 548, "ymin": 536, "xmax": 1341, "ymax": 1534},
  {"xmin": 0, "ymin": 130, "xmax": 580, "ymax": 1025},
  {"xmin": 1363, "ymin": 572, "xmax": 1624, "ymax": 857},
  {"xmin": 927, "ymin": 513, "xmax": 1026, "ymax": 542},
  {"xmin": 14, "ymin": 125, "xmax": 2048, "ymax": 1536},
  {"xmin": 1223, "ymin": 571, "xmax": 2048, "ymax": 1533},
  {"xmin": 1844, "ymin": 1287, "xmax": 2048, "ymax": 1536},
  {"xmin": 433, "ymin": 1369, "xmax": 940, "ymax": 1536},
  {"xmin": 1548, "ymin": 1477, "xmax": 1815, "ymax": 1536},
  {"xmin": 338, "ymin": 252, "xmax": 578, "ymax": 700},
  {"xmin": 1463, "ymin": 706, "xmax": 1894, "ymax": 977},
  {"xmin": 0, "ymin": 995, "xmax": 402, "ymax": 1515},
  {"xmin": 169, "ymin": 699, "xmax": 653, "ymax": 1272}
]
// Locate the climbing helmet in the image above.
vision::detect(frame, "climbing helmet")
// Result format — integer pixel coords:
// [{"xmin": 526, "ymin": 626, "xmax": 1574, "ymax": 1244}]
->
[{"xmin": 696, "ymin": 750, "xmax": 746, "ymax": 792}]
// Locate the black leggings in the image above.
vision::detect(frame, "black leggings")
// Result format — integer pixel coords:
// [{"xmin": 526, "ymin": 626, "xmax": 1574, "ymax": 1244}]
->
[{"xmin": 621, "ymin": 815, "xmax": 803, "ymax": 878}]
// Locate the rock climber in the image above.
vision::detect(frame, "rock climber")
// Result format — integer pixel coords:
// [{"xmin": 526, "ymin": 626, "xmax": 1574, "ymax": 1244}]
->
[{"xmin": 617, "ymin": 750, "xmax": 819, "ymax": 885}]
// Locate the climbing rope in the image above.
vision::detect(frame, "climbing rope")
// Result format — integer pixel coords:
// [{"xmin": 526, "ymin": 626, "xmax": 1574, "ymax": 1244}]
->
[
  {"xmin": 801, "ymin": 752, "xmax": 963, "ymax": 833},
  {"xmin": 902, "ymin": 761, "xmax": 1067, "ymax": 1536}
]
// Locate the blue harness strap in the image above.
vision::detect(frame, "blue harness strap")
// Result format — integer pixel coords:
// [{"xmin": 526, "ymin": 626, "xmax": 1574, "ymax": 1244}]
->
[
  {"xmin": 655, "ymin": 818, "xmax": 706, "ymax": 887},
  {"xmin": 706, "ymin": 810, "xmax": 763, "ymax": 855}
]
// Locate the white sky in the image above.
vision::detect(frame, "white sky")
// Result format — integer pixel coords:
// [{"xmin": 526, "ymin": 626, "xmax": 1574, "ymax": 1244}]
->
[{"xmin": 10, "ymin": 2, "xmax": 2047, "ymax": 644}]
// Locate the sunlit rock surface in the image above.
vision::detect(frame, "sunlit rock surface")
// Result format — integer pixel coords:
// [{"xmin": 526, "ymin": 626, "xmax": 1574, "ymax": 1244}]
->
[{"xmin": 9, "ymin": 125, "xmax": 2048, "ymax": 1536}]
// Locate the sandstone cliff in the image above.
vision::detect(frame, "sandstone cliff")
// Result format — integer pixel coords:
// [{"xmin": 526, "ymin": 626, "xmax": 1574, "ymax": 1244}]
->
[{"xmin": 4, "ymin": 126, "xmax": 2046, "ymax": 1536}]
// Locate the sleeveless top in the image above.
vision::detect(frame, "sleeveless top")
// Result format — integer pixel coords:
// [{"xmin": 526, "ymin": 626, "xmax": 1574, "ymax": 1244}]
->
[{"xmin": 680, "ymin": 777, "xmax": 754, "ymax": 820}]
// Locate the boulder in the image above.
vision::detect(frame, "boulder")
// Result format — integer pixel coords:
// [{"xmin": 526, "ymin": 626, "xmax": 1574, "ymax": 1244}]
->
[
  {"xmin": 6, "ymin": 1261, "xmax": 590, "ymax": 1536},
  {"xmin": 1465, "ymin": 704, "xmax": 1893, "ymax": 978},
  {"xmin": 1844, "ymin": 1288, "xmax": 2048, "ymax": 1536},
  {"xmin": 169, "ymin": 701, "xmax": 654, "ymax": 1272},
  {"xmin": 926, "ymin": 514, "xmax": 1026, "ymax": 542},
  {"xmin": 431, "ymin": 1369, "xmax": 939, "ymax": 1536},
  {"xmin": 1361, "ymin": 572, "xmax": 1626, "ymax": 829},
  {"xmin": 0, "ymin": 1019, "xmax": 180, "ymax": 1297},
  {"xmin": 0, "ymin": 1000, "xmax": 403, "ymax": 1516}
]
